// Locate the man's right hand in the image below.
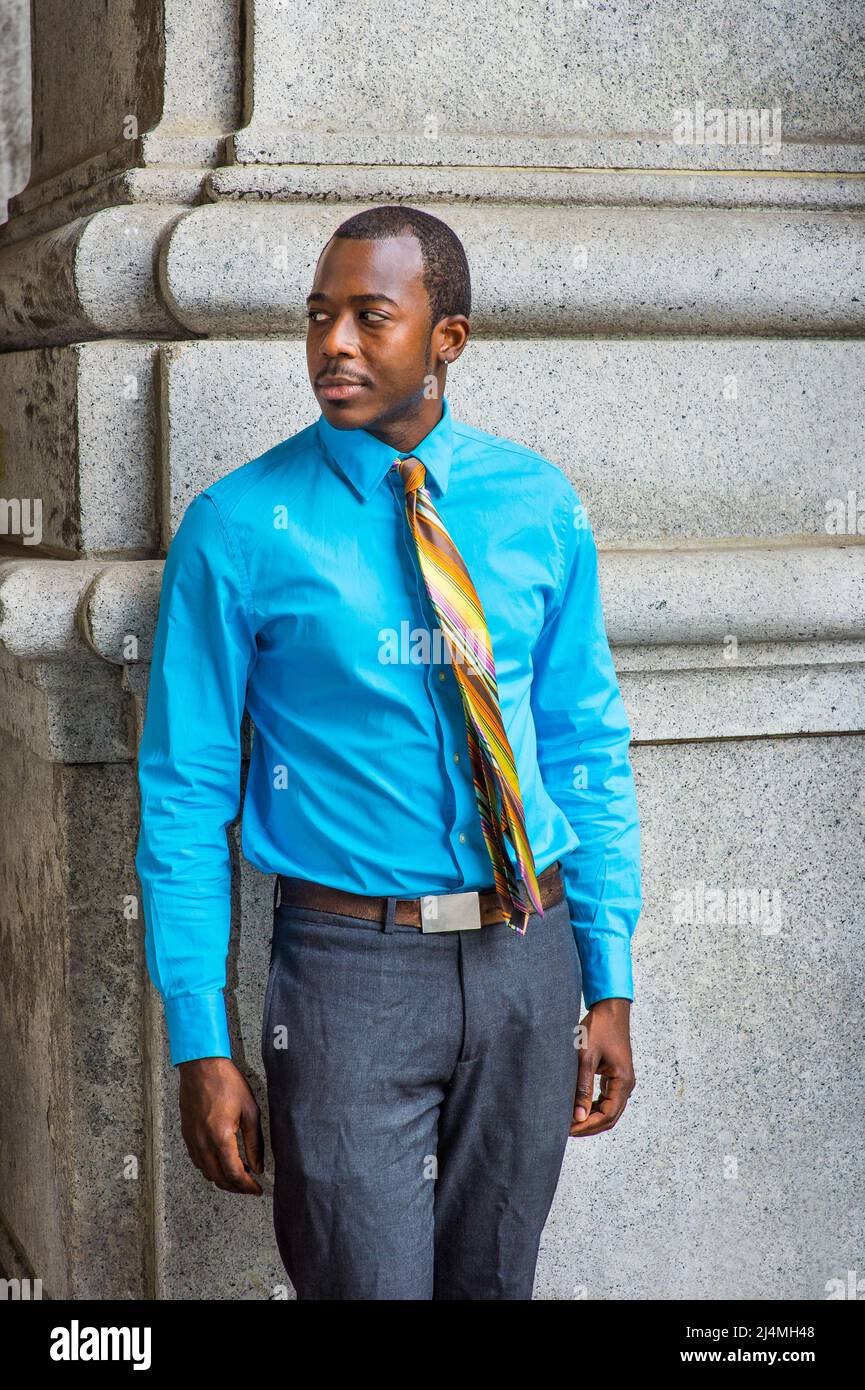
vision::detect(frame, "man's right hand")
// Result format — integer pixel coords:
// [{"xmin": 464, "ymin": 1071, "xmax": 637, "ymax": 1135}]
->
[{"xmin": 178, "ymin": 1057, "xmax": 265, "ymax": 1194}]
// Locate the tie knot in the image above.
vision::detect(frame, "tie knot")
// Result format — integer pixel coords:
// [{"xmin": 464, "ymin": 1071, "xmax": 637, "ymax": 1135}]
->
[{"xmin": 393, "ymin": 456, "xmax": 425, "ymax": 495}]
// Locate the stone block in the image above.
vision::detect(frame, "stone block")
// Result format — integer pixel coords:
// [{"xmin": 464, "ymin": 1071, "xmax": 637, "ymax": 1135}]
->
[
  {"xmin": 0, "ymin": 342, "xmax": 159, "ymax": 556},
  {"xmin": 158, "ymin": 202, "xmax": 865, "ymax": 338},
  {"xmin": 538, "ymin": 735, "xmax": 865, "ymax": 1299}
]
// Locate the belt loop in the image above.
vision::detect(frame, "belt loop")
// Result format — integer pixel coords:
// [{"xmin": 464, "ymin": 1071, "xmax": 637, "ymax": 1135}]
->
[{"xmin": 381, "ymin": 896, "xmax": 397, "ymax": 933}]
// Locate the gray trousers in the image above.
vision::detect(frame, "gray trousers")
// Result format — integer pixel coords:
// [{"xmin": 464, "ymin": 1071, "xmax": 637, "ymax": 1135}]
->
[{"xmin": 261, "ymin": 887, "xmax": 582, "ymax": 1300}]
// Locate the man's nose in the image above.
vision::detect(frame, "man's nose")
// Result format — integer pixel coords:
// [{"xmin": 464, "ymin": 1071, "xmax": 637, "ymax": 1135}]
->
[{"xmin": 319, "ymin": 312, "xmax": 359, "ymax": 357}]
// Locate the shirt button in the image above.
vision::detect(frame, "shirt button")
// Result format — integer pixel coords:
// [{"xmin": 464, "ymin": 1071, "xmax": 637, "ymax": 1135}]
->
[
  {"xmin": 453, "ymin": 751, "xmax": 461, "ymax": 764},
  {"xmin": 437, "ymin": 670, "xmax": 447, "ymax": 682},
  {"xmin": 458, "ymin": 832, "xmax": 466, "ymax": 844}
]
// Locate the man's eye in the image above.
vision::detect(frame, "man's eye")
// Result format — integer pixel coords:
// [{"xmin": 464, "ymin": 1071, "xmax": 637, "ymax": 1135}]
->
[{"xmin": 306, "ymin": 309, "xmax": 388, "ymax": 323}]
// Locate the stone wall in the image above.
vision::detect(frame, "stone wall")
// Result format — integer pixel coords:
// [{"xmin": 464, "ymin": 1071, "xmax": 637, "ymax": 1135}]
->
[{"xmin": 0, "ymin": 0, "xmax": 862, "ymax": 1299}]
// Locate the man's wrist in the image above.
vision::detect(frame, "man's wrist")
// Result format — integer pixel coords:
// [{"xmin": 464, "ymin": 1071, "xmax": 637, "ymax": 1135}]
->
[
  {"xmin": 587, "ymin": 996, "xmax": 631, "ymax": 1014},
  {"xmin": 177, "ymin": 1055, "xmax": 236, "ymax": 1071}
]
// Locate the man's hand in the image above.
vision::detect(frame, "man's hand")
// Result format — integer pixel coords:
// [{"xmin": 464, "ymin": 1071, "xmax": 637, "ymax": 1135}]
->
[
  {"xmin": 569, "ymin": 998, "xmax": 635, "ymax": 1138},
  {"xmin": 178, "ymin": 1057, "xmax": 265, "ymax": 1193}
]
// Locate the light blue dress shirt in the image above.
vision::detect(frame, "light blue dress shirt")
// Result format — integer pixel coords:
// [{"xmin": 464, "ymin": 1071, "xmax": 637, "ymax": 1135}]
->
[{"xmin": 135, "ymin": 395, "xmax": 642, "ymax": 1065}]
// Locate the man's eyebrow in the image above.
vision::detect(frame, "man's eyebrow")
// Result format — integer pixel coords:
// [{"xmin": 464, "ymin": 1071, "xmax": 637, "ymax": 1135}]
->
[{"xmin": 306, "ymin": 291, "xmax": 400, "ymax": 307}]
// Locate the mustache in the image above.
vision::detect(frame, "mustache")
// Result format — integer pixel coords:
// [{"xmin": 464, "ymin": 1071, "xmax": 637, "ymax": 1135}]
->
[{"xmin": 316, "ymin": 370, "xmax": 370, "ymax": 386}]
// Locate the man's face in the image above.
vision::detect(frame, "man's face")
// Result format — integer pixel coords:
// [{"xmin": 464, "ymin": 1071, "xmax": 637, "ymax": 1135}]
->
[{"xmin": 306, "ymin": 234, "xmax": 437, "ymax": 430}]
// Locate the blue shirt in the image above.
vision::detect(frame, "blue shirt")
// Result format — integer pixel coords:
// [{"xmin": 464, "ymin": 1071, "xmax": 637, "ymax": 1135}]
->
[{"xmin": 135, "ymin": 395, "xmax": 642, "ymax": 1066}]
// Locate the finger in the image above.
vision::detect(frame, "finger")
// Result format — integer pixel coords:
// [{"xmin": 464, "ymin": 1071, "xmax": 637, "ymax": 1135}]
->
[
  {"xmin": 213, "ymin": 1128, "xmax": 263, "ymax": 1194},
  {"xmin": 570, "ymin": 1104, "xmax": 619, "ymax": 1137},
  {"xmin": 570, "ymin": 1077, "xmax": 631, "ymax": 1135},
  {"xmin": 240, "ymin": 1099, "xmax": 265, "ymax": 1175},
  {"xmin": 193, "ymin": 1146, "xmax": 231, "ymax": 1186},
  {"xmin": 573, "ymin": 1053, "xmax": 597, "ymax": 1122}
]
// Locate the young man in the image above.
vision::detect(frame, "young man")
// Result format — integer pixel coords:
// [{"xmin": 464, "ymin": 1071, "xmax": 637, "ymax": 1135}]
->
[{"xmin": 135, "ymin": 205, "xmax": 642, "ymax": 1300}]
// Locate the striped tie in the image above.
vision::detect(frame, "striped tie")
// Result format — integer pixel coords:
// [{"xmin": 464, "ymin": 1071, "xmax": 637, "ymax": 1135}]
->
[{"xmin": 392, "ymin": 456, "xmax": 543, "ymax": 933}]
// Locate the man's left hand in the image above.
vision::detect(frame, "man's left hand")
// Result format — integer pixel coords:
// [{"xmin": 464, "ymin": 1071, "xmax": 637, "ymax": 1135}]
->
[{"xmin": 569, "ymin": 997, "xmax": 635, "ymax": 1137}]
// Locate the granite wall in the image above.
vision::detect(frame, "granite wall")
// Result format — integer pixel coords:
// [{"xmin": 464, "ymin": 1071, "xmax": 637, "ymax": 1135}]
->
[{"xmin": 0, "ymin": 0, "xmax": 862, "ymax": 1299}]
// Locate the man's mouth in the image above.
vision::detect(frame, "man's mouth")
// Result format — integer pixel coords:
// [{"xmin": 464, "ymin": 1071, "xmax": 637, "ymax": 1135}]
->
[{"xmin": 317, "ymin": 377, "xmax": 369, "ymax": 401}]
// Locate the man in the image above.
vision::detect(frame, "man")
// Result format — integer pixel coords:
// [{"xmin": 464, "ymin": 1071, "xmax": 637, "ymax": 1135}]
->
[{"xmin": 135, "ymin": 204, "xmax": 642, "ymax": 1300}]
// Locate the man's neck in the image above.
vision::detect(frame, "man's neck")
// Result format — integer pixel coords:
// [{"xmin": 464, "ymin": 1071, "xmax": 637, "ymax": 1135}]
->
[{"xmin": 363, "ymin": 393, "xmax": 444, "ymax": 454}]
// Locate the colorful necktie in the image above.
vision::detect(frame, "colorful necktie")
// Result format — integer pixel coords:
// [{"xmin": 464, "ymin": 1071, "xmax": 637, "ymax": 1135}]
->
[{"xmin": 392, "ymin": 455, "xmax": 543, "ymax": 933}]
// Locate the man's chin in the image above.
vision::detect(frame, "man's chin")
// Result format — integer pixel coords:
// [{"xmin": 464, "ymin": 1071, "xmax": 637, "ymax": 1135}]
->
[{"xmin": 315, "ymin": 388, "xmax": 378, "ymax": 430}]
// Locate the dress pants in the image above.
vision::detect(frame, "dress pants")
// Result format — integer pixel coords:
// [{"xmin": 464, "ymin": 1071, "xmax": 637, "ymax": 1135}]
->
[{"xmin": 261, "ymin": 885, "xmax": 583, "ymax": 1300}]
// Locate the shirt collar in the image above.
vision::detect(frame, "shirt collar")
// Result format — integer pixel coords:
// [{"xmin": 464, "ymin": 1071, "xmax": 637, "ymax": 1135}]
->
[{"xmin": 316, "ymin": 395, "xmax": 454, "ymax": 501}]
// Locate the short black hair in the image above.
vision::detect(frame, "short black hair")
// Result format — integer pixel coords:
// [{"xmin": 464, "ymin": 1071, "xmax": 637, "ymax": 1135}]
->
[{"xmin": 328, "ymin": 205, "xmax": 471, "ymax": 335}]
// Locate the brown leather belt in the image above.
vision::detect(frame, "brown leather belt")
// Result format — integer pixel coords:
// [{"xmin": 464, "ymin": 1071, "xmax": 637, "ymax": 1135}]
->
[{"xmin": 276, "ymin": 860, "xmax": 563, "ymax": 932}]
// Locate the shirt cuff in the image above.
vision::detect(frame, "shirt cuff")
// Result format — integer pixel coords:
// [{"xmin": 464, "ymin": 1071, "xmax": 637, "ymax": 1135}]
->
[
  {"xmin": 575, "ymin": 931, "xmax": 635, "ymax": 1008},
  {"xmin": 163, "ymin": 992, "xmax": 232, "ymax": 1067}
]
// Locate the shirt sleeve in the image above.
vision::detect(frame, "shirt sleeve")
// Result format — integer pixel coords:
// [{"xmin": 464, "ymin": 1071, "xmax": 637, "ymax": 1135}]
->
[
  {"xmin": 530, "ymin": 481, "xmax": 642, "ymax": 1007},
  {"xmin": 134, "ymin": 492, "xmax": 257, "ymax": 1065}
]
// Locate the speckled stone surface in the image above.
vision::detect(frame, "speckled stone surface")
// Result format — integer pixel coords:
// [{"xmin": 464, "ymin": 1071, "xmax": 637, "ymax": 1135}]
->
[
  {"xmin": 208, "ymin": 163, "xmax": 865, "ymax": 212},
  {"xmin": 233, "ymin": 127, "xmax": 865, "ymax": 174},
  {"xmin": 0, "ymin": 726, "xmax": 71, "ymax": 1295},
  {"xmin": 453, "ymin": 340, "xmax": 865, "ymax": 544},
  {"xmin": 0, "ymin": 342, "xmax": 159, "ymax": 555},
  {"xmin": 158, "ymin": 340, "xmax": 313, "ymax": 542},
  {"xmin": 62, "ymin": 758, "xmax": 151, "ymax": 1298},
  {"xmin": 0, "ymin": 646, "xmax": 132, "ymax": 763},
  {"xmin": 536, "ymin": 735, "xmax": 865, "ymax": 1300},
  {"xmin": 600, "ymin": 548, "xmax": 865, "ymax": 645},
  {"xmin": 0, "ymin": 0, "xmax": 29, "ymax": 224},
  {"xmin": 10, "ymin": 0, "xmax": 239, "ymax": 217},
  {"xmin": 0, "ymin": 738, "xmax": 149, "ymax": 1298},
  {"xmin": 0, "ymin": 206, "xmax": 188, "ymax": 350},
  {"xmin": 621, "ymin": 659, "xmax": 865, "ymax": 741},
  {"xmin": 239, "ymin": 0, "xmax": 865, "ymax": 151},
  {"xmin": 159, "ymin": 202, "xmax": 865, "ymax": 337},
  {"xmin": 232, "ymin": 129, "xmax": 865, "ymax": 175}
]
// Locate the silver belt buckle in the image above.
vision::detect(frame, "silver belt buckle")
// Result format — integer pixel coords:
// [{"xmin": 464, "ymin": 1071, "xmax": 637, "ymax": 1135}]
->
[{"xmin": 420, "ymin": 890, "xmax": 483, "ymax": 933}]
